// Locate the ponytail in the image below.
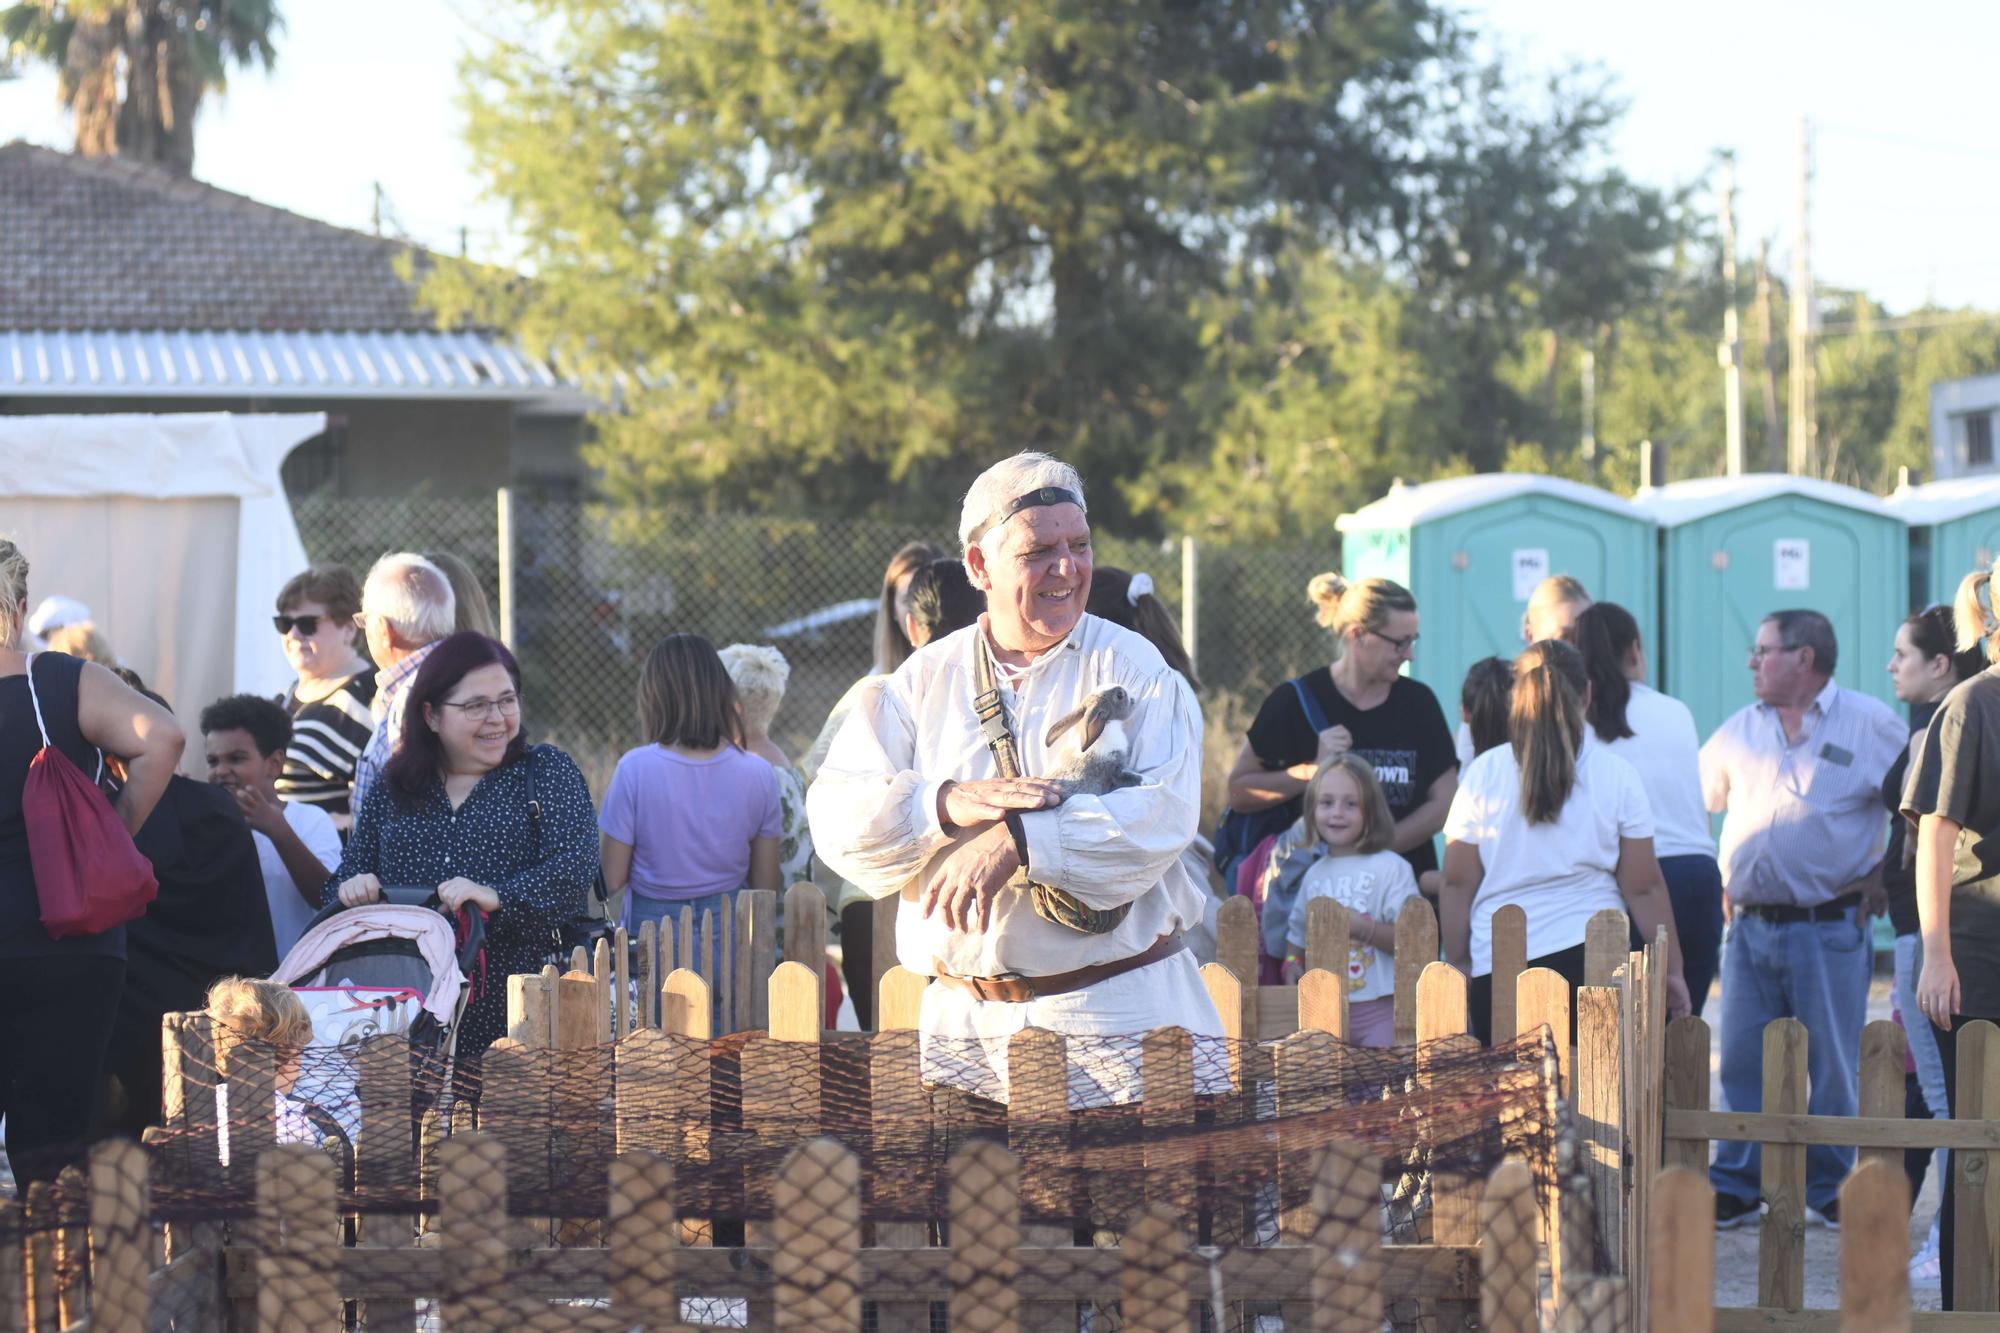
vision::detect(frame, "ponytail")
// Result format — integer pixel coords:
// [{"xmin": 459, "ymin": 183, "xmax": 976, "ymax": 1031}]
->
[
  {"xmin": 1955, "ymin": 566, "xmax": 2000, "ymax": 663},
  {"xmin": 1562, "ymin": 602, "xmax": 1641, "ymax": 742},
  {"xmin": 1512, "ymin": 640, "xmax": 1589, "ymax": 825}
]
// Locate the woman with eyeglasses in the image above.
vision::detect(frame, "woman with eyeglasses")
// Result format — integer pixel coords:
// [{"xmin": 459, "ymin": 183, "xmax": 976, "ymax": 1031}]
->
[
  {"xmin": 272, "ymin": 566, "xmax": 377, "ymax": 833},
  {"xmin": 325, "ymin": 632, "xmax": 599, "ymax": 1065},
  {"xmin": 1226, "ymin": 574, "xmax": 1459, "ymax": 897}
]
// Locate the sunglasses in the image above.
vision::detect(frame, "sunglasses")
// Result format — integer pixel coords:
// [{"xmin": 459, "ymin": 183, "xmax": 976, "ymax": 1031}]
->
[{"xmin": 273, "ymin": 614, "xmax": 330, "ymax": 636}]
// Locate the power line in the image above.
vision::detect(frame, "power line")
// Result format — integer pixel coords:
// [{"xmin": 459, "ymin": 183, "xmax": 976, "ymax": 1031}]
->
[{"xmin": 1816, "ymin": 121, "xmax": 2000, "ymax": 163}]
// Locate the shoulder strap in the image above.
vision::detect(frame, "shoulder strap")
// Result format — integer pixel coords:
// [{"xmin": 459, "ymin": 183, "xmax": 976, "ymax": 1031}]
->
[
  {"xmin": 972, "ymin": 634, "xmax": 1023, "ymax": 779},
  {"xmin": 22, "ymin": 652, "xmax": 52, "ymax": 748},
  {"xmin": 523, "ymin": 745, "xmax": 542, "ymax": 851},
  {"xmin": 1290, "ymin": 675, "xmax": 1330, "ymax": 735}
]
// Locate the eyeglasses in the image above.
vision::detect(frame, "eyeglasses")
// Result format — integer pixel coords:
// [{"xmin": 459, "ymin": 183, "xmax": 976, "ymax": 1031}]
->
[
  {"xmin": 438, "ymin": 693, "xmax": 522, "ymax": 721},
  {"xmin": 273, "ymin": 614, "xmax": 325, "ymax": 636},
  {"xmin": 351, "ymin": 612, "xmax": 373, "ymax": 629},
  {"xmin": 1369, "ymin": 629, "xmax": 1419, "ymax": 653},
  {"xmin": 1749, "ymin": 643, "xmax": 1801, "ymax": 661}
]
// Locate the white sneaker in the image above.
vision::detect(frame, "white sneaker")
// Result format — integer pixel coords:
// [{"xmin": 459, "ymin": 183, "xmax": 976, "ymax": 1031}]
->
[{"xmin": 1911, "ymin": 1219, "xmax": 1942, "ymax": 1286}]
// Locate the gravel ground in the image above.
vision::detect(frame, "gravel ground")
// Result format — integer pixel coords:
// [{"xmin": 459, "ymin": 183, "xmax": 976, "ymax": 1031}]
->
[{"xmin": 1704, "ymin": 967, "xmax": 1945, "ymax": 1313}]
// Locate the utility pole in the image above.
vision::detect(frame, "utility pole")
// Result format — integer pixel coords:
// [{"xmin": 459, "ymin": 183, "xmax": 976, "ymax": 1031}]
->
[
  {"xmin": 1718, "ymin": 151, "xmax": 1745, "ymax": 475},
  {"xmin": 1756, "ymin": 240, "xmax": 1784, "ymax": 471},
  {"xmin": 1787, "ymin": 117, "xmax": 1817, "ymax": 475},
  {"xmin": 1580, "ymin": 346, "xmax": 1597, "ymax": 477},
  {"xmin": 372, "ymin": 181, "xmax": 384, "ymax": 237}
]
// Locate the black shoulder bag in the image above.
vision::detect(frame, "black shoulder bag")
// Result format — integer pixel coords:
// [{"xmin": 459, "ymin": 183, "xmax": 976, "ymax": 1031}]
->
[{"xmin": 523, "ymin": 749, "xmax": 614, "ymax": 959}]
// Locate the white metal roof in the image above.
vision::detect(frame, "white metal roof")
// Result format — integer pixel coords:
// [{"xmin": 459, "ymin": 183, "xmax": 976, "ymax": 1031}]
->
[
  {"xmin": 1335, "ymin": 472, "xmax": 1647, "ymax": 533},
  {"xmin": 1630, "ymin": 473, "xmax": 1899, "ymax": 527},
  {"xmin": 1884, "ymin": 475, "xmax": 2000, "ymax": 525},
  {"xmin": 0, "ymin": 328, "xmax": 593, "ymax": 412}
]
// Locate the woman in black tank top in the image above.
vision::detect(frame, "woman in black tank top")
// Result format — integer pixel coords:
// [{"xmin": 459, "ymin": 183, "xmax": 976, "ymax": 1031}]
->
[{"xmin": 0, "ymin": 540, "xmax": 184, "ymax": 1180}]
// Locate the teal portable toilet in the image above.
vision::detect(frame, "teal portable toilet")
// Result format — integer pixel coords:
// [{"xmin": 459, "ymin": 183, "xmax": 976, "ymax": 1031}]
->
[
  {"xmin": 1635, "ymin": 475, "xmax": 1907, "ymax": 744},
  {"xmin": 1334, "ymin": 474, "xmax": 1659, "ymax": 703},
  {"xmin": 1886, "ymin": 476, "xmax": 2000, "ymax": 611}
]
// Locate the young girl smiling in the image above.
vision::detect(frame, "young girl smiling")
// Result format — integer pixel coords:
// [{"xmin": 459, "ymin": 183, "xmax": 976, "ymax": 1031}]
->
[{"xmin": 1280, "ymin": 754, "xmax": 1419, "ymax": 1046}]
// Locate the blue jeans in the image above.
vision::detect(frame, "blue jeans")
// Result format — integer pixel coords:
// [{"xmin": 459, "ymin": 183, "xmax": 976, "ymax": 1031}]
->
[
  {"xmin": 626, "ymin": 889, "xmax": 741, "ymax": 1030},
  {"xmin": 1662, "ymin": 855, "xmax": 1724, "ymax": 1018},
  {"xmin": 1710, "ymin": 905, "xmax": 1873, "ymax": 1211},
  {"xmin": 1894, "ymin": 933, "xmax": 1950, "ymax": 1119}
]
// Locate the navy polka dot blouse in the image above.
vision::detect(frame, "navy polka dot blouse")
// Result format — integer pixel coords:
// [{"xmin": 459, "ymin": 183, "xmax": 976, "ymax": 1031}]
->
[{"xmin": 324, "ymin": 743, "xmax": 600, "ymax": 1056}]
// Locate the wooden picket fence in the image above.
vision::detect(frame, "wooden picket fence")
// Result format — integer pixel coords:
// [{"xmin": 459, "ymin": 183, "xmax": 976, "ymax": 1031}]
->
[{"xmin": 1666, "ymin": 1011, "xmax": 2000, "ymax": 1325}]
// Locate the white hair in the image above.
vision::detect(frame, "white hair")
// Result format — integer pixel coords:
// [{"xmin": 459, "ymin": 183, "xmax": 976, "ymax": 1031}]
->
[
  {"xmin": 957, "ymin": 451, "xmax": 1088, "ymax": 558},
  {"xmin": 718, "ymin": 642, "xmax": 790, "ymax": 733},
  {"xmin": 362, "ymin": 552, "xmax": 456, "ymax": 646}
]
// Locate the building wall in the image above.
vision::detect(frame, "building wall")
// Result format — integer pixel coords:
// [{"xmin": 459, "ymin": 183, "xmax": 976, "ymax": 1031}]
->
[
  {"xmin": 1930, "ymin": 373, "xmax": 2000, "ymax": 480},
  {"xmin": 0, "ymin": 394, "xmax": 588, "ymax": 496}
]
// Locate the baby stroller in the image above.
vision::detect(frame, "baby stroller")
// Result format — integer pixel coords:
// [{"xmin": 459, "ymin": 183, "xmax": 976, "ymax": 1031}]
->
[{"xmin": 266, "ymin": 888, "xmax": 486, "ymax": 1177}]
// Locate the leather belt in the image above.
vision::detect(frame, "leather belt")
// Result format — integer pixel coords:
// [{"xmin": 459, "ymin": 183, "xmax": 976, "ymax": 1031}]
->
[
  {"xmin": 1738, "ymin": 891, "xmax": 1862, "ymax": 925},
  {"xmin": 933, "ymin": 932, "xmax": 1185, "ymax": 1004}
]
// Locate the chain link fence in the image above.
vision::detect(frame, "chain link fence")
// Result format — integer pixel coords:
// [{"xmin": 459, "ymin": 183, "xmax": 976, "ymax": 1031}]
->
[{"xmin": 289, "ymin": 493, "xmax": 1336, "ymax": 812}]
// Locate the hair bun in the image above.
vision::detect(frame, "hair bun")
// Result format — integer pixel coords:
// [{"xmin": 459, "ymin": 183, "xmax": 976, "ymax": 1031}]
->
[{"xmin": 1307, "ymin": 572, "xmax": 1346, "ymax": 628}]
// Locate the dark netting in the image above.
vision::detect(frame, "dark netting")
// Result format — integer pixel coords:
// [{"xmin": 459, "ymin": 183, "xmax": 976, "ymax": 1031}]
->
[{"xmin": 0, "ymin": 1015, "xmax": 1628, "ymax": 1330}]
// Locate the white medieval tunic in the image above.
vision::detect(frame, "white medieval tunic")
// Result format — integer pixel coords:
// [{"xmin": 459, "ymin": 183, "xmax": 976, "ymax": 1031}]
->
[{"xmin": 808, "ymin": 613, "xmax": 1224, "ymax": 1106}]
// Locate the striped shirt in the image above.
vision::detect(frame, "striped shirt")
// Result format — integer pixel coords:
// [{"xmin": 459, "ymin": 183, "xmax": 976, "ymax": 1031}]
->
[
  {"xmin": 352, "ymin": 643, "xmax": 436, "ymax": 814},
  {"xmin": 276, "ymin": 670, "xmax": 377, "ymax": 819},
  {"xmin": 1699, "ymin": 680, "xmax": 1904, "ymax": 907}
]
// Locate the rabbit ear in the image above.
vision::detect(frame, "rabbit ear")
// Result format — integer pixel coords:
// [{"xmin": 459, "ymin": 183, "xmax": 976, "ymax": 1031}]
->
[{"xmin": 1044, "ymin": 701, "xmax": 1089, "ymax": 748}]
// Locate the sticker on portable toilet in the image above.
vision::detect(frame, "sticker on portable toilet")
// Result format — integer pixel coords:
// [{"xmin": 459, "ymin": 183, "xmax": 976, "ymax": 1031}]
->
[
  {"xmin": 1774, "ymin": 539, "xmax": 1810, "ymax": 590},
  {"xmin": 1512, "ymin": 548, "xmax": 1550, "ymax": 600}
]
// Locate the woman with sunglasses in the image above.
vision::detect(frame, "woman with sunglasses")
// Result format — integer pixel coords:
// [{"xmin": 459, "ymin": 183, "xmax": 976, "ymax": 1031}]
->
[
  {"xmin": 272, "ymin": 566, "xmax": 377, "ymax": 833},
  {"xmin": 1226, "ymin": 574, "xmax": 1459, "ymax": 895},
  {"xmin": 326, "ymin": 631, "xmax": 598, "ymax": 1070}
]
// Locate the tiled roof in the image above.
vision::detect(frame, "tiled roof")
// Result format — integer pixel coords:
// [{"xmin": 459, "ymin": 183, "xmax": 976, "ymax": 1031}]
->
[{"xmin": 0, "ymin": 141, "xmax": 445, "ymax": 333}]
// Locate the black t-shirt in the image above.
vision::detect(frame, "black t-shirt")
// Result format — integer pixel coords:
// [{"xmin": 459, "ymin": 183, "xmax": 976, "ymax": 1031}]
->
[
  {"xmin": 1882, "ymin": 700, "xmax": 1936, "ymax": 938},
  {"xmin": 1901, "ymin": 671, "xmax": 2000, "ymax": 1017},
  {"xmin": 1245, "ymin": 667, "xmax": 1457, "ymax": 875}
]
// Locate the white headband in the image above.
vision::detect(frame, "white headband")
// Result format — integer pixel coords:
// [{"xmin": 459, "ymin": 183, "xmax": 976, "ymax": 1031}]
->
[{"xmin": 1127, "ymin": 572, "xmax": 1153, "ymax": 606}]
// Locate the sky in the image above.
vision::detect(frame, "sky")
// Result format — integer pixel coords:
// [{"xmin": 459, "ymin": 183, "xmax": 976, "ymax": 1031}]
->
[{"xmin": 3, "ymin": 0, "xmax": 1996, "ymax": 316}]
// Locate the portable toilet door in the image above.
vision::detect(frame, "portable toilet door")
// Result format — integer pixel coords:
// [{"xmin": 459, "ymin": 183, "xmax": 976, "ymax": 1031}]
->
[
  {"xmin": 1335, "ymin": 474, "xmax": 1659, "ymax": 704},
  {"xmin": 1635, "ymin": 474, "xmax": 1908, "ymax": 743},
  {"xmin": 1886, "ymin": 476, "xmax": 2000, "ymax": 611}
]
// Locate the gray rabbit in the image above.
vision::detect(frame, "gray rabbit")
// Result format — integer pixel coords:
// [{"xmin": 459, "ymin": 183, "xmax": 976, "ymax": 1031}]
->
[{"xmin": 1041, "ymin": 686, "xmax": 1143, "ymax": 799}]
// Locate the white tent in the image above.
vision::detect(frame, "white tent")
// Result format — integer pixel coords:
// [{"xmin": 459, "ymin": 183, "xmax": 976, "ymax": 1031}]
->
[{"xmin": 0, "ymin": 412, "xmax": 323, "ymax": 730}]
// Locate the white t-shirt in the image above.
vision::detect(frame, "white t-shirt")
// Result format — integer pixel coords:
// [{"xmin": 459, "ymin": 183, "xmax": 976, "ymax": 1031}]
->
[
  {"xmin": 1443, "ymin": 736, "xmax": 1653, "ymax": 974},
  {"xmin": 1601, "ymin": 683, "xmax": 1715, "ymax": 860},
  {"xmin": 1284, "ymin": 848, "xmax": 1420, "ymax": 1002},
  {"xmin": 258, "ymin": 799, "xmax": 343, "ymax": 958}
]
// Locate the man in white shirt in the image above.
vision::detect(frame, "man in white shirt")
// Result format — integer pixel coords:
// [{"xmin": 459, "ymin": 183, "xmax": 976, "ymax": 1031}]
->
[
  {"xmin": 809, "ymin": 451, "xmax": 1219, "ymax": 1106},
  {"xmin": 351, "ymin": 553, "xmax": 455, "ymax": 811},
  {"xmin": 201, "ymin": 695, "xmax": 343, "ymax": 957}
]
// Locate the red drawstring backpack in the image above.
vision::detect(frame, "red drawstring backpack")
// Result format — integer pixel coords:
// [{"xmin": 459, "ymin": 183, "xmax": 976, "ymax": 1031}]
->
[{"xmin": 21, "ymin": 653, "xmax": 157, "ymax": 937}]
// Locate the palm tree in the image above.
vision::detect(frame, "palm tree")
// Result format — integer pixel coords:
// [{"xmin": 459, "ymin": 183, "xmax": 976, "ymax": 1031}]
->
[{"xmin": 1, "ymin": 1, "xmax": 282, "ymax": 176}]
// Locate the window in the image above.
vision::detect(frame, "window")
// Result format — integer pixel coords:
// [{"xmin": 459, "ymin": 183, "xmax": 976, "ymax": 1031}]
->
[{"xmin": 1965, "ymin": 411, "xmax": 1994, "ymax": 468}]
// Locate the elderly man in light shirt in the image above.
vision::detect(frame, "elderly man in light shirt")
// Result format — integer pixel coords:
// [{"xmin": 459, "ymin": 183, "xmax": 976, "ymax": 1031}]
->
[
  {"xmin": 1703, "ymin": 609, "xmax": 1904, "ymax": 1231},
  {"xmin": 809, "ymin": 451, "xmax": 1219, "ymax": 1106},
  {"xmin": 350, "ymin": 553, "xmax": 455, "ymax": 809}
]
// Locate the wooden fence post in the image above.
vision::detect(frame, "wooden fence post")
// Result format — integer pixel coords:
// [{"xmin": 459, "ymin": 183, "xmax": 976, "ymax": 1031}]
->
[
  {"xmin": 608, "ymin": 1150, "xmax": 682, "ymax": 1326},
  {"xmin": 1304, "ymin": 897, "xmax": 1349, "ymax": 976},
  {"xmin": 1200, "ymin": 962, "xmax": 1248, "ymax": 1090},
  {"xmin": 877, "ymin": 966, "xmax": 928, "ymax": 1033},
  {"xmin": 1121, "ymin": 1203, "xmax": 1189, "ymax": 1331},
  {"xmin": 257, "ymin": 1144, "xmax": 340, "ymax": 1328},
  {"xmin": 1309, "ymin": 1139, "xmax": 1383, "ymax": 1333},
  {"xmin": 0, "ymin": 1197, "xmax": 22, "ymax": 1333},
  {"xmin": 1216, "ymin": 895, "xmax": 1259, "ymax": 993},
  {"xmin": 352, "ymin": 1032, "xmax": 417, "ymax": 1327},
  {"xmin": 439, "ymin": 1134, "xmax": 515, "ymax": 1327},
  {"xmin": 593, "ymin": 935, "xmax": 615, "ymax": 1044},
  {"xmin": 1584, "ymin": 909, "xmax": 1630, "ymax": 986},
  {"xmin": 1760, "ymin": 1016, "xmax": 1809, "ymax": 1311},
  {"xmin": 1648, "ymin": 1168, "xmax": 1714, "ymax": 1333},
  {"xmin": 870, "ymin": 1021, "xmax": 932, "ymax": 1333},
  {"xmin": 1859, "ymin": 1020, "xmax": 1908, "ymax": 1174},
  {"xmin": 735, "ymin": 888, "xmax": 779, "ymax": 1034},
  {"xmin": 637, "ymin": 918, "xmax": 658, "ymax": 1030},
  {"xmin": 773, "ymin": 1139, "xmax": 861, "ymax": 1329},
  {"xmin": 784, "ymin": 881, "xmax": 828, "ymax": 1022},
  {"xmin": 1489, "ymin": 905, "xmax": 1528, "ymax": 1044},
  {"xmin": 1840, "ymin": 1158, "xmax": 1911, "ymax": 1332},
  {"xmin": 88, "ymin": 1140, "xmax": 151, "ymax": 1333},
  {"xmin": 1516, "ymin": 966, "xmax": 1572, "ymax": 1095},
  {"xmin": 1417, "ymin": 962, "xmax": 1479, "ymax": 1330},
  {"xmin": 661, "ymin": 967, "xmax": 713, "ymax": 1040},
  {"xmin": 1297, "ymin": 967, "xmax": 1348, "ymax": 1040},
  {"xmin": 949, "ymin": 1140, "xmax": 1020, "ymax": 1333},
  {"xmin": 1394, "ymin": 897, "xmax": 1439, "ymax": 1047},
  {"xmin": 1954, "ymin": 1019, "xmax": 2000, "ymax": 1311},
  {"xmin": 1575, "ymin": 982, "xmax": 1624, "ymax": 1285},
  {"xmin": 871, "ymin": 895, "xmax": 900, "ymax": 1029},
  {"xmin": 1480, "ymin": 1160, "xmax": 1539, "ymax": 1333},
  {"xmin": 1664, "ymin": 1016, "xmax": 1711, "ymax": 1175},
  {"xmin": 1009, "ymin": 1026, "xmax": 1076, "ymax": 1333},
  {"xmin": 1275, "ymin": 1030, "xmax": 1343, "ymax": 1245},
  {"xmin": 1141, "ymin": 1027, "xmax": 1199, "ymax": 1235}
]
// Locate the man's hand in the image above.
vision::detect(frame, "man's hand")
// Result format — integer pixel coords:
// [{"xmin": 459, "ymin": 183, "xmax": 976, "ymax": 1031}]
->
[
  {"xmin": 438, "ymin": 877, "xmax": 501, "ymax": 914},
  {"xmin": 336, "ymin": 874, "xmax": 382, "ymax": 908},
  {"xmin": 229, "ymin": 783, "xmax": 288, "ymax": 838},
  {"xmin": 938, "ymin": 778, "xmax": 1062, "ymax": 832},
  {"xmin": 921, "ymin": 822, "xmax": 1022, "ymax": 932}
]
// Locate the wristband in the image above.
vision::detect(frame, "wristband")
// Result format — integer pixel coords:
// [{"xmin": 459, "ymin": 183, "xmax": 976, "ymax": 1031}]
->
[{"xmin": 1004, "ymin": 810, "xmax": 1031, "ymax": 868}]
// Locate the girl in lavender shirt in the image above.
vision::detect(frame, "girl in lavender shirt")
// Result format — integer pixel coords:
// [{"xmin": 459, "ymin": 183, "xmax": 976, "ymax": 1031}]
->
[{"xmin": 599, "ymin": 634, "xmax": 782, "ymax": 994}]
